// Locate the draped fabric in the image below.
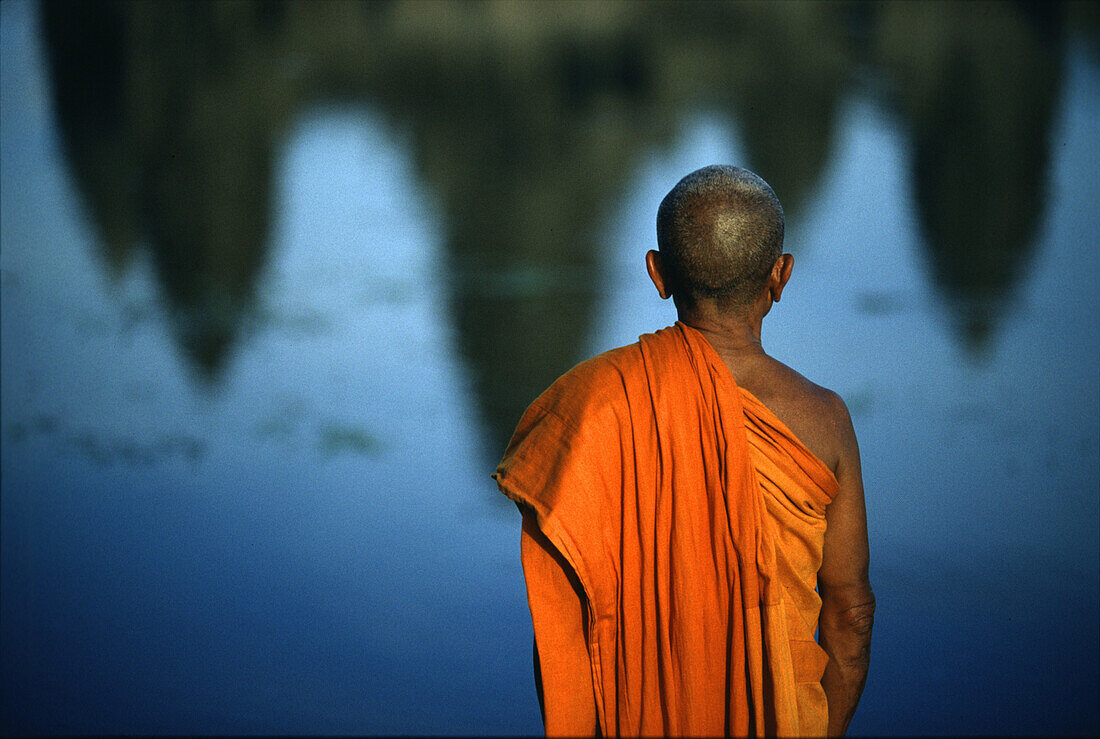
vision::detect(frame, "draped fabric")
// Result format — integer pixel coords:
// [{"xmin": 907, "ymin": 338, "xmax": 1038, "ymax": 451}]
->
[{"xmin": 494, "ymin": 322, "xmax": 838, "ymax": 737}]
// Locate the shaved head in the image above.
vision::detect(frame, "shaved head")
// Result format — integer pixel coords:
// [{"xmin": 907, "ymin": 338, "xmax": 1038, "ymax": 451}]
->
[{"xmin": 656, "ymin": 165, "xmax": 784, "ymax": 311}]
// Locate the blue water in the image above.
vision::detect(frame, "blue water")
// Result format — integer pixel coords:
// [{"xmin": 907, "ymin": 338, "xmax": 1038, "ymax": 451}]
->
[{"xmin": 2, "ymin": 1, "xmax": 1098, "ymax": 735}]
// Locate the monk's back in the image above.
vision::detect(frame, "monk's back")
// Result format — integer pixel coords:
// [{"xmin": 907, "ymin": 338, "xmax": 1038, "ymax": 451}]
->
[{"xmin": 496, "ymin": 323, "xmax": 842, "ymax": 737}]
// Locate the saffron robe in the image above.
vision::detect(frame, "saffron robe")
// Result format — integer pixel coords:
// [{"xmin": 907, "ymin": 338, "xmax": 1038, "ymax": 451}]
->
[{"xmin": 493, "ymin": 322, "xmax": 839, "ymax": 737}]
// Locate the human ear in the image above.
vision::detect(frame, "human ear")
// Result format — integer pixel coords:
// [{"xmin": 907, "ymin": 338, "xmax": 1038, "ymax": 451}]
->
[
  {"xmin": 770, "ymin": 253, "xmax": 794, "ymax": 303},
  {"xmin": 646, "ymin": 250, "xmax": 673, "ymax": 300}
]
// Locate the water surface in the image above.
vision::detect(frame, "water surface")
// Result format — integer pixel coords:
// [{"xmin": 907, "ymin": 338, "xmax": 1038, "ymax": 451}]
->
[{"xmin": 2, "ymin": 1, "xmax": 1098, "ymax": 735}]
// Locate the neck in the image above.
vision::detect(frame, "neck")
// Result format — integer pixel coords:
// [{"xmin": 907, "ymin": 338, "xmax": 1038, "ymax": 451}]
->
[{"xmin": 677, "ymin": 308, "xmax": 766, "ymax": 357}]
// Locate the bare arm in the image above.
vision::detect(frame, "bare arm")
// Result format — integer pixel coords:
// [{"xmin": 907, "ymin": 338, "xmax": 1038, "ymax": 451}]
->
[
  {"xmin": 818, "ymin": 398, "xmax": 875, "ymax": 737},
  {"xmin": 520, "ymin": 511, "xmax": 598, "ymax": 736}
]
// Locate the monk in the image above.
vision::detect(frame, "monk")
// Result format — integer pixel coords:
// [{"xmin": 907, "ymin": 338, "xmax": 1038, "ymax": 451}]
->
[{"xmin": 493, "ymin": 165, "xmax": 874, "ymax": 737}]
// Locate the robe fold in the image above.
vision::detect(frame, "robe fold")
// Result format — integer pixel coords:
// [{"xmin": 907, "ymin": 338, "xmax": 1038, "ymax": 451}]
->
[{"xmin": 493, "ymin": 322, "xmax": 839, "ymax": 737}]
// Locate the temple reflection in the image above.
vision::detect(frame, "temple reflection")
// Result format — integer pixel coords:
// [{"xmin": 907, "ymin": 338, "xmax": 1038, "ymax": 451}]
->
[
  {"xmin": 40, "ymin": 0, "xmax": 285, "ymax": 376},
  {"xmin": 873, "ymin": 0, "xmax": 1063, "ymax": 352},
  {"xmin": 39, "ymin": 0, "xmax": 1080, "ymax": 453}
]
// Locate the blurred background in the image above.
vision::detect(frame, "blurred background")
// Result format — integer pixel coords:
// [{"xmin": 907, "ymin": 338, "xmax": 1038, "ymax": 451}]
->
[{"xmin": 2, "ymin": 0, "xmax": 1097, "ymax": 734}]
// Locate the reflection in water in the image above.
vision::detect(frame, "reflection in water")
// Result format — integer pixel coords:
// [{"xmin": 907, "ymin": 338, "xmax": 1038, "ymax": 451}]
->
[
  {"xmin": 672, "ymin": 1, "xmax": 854, "ymax": 212},
  {"xmin": 39, "ymin": 0, "xmax": 1081, "ymax": 450},
  {"xmin": 8, "ymin": 3, "xmax": 1099, "ymax": 734},
  {"xmin": 40, "ymin": 0, "xmax": 284, "ymax": 376},
  {"xmin": 875, "ymin": 1, "xmax": 1063, "ymax": 352}
]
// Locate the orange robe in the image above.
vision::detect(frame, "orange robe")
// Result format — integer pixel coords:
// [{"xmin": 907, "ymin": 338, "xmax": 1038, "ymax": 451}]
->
[
  {"xmin": 495, "ymin": 325, "xmax": 836, "ymax": 739},
  {"xmin": 494, "ymin": 322, "xmax": 838, "ymax": 737}
]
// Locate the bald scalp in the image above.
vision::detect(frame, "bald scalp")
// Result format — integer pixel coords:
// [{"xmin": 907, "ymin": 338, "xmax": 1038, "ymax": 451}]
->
[{"xmin": 656, "ymin": 165, "xmax": 784, "ymax": 311}]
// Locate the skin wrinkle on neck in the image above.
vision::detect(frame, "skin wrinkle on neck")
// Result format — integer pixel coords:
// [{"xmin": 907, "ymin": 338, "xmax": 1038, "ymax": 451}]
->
[{"xmin": 679, "ymin": 312, "xmax": 766, "ymax": 358}]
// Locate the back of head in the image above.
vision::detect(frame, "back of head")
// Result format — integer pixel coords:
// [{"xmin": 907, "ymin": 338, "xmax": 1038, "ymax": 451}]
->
[{"xmin": 656, "ymin": 165, "xmax": 784, "ymax": 312}]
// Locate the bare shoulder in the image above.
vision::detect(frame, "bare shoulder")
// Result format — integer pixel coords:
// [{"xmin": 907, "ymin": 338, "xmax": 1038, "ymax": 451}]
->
[
  {"xmin": 740, "ymin": 356, "xmax": 856, "ymax": 473},
  {"xmin": 777, "ymin": 360, "xmax": 847, "ymax": 419}
]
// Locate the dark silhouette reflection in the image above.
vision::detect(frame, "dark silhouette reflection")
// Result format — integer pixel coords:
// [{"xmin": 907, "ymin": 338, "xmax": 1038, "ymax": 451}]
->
[
  {"xmin": 38, "ymin": 0, "xmax": 1082, "ymax": 456},
  {"xmin": 362, "ymin": 15, "xmax": 659, "ymax": 453},
  {"xmin": 40, "ymin": 0, "xmax": 286, "ymax": 377},
  {"xmin": 662, "ymin": 1, "xmax": 854, "ymax": 213},
  {"xmin": 873, "ymin": 1, "xmax": 1063, "ymax": 353}
]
